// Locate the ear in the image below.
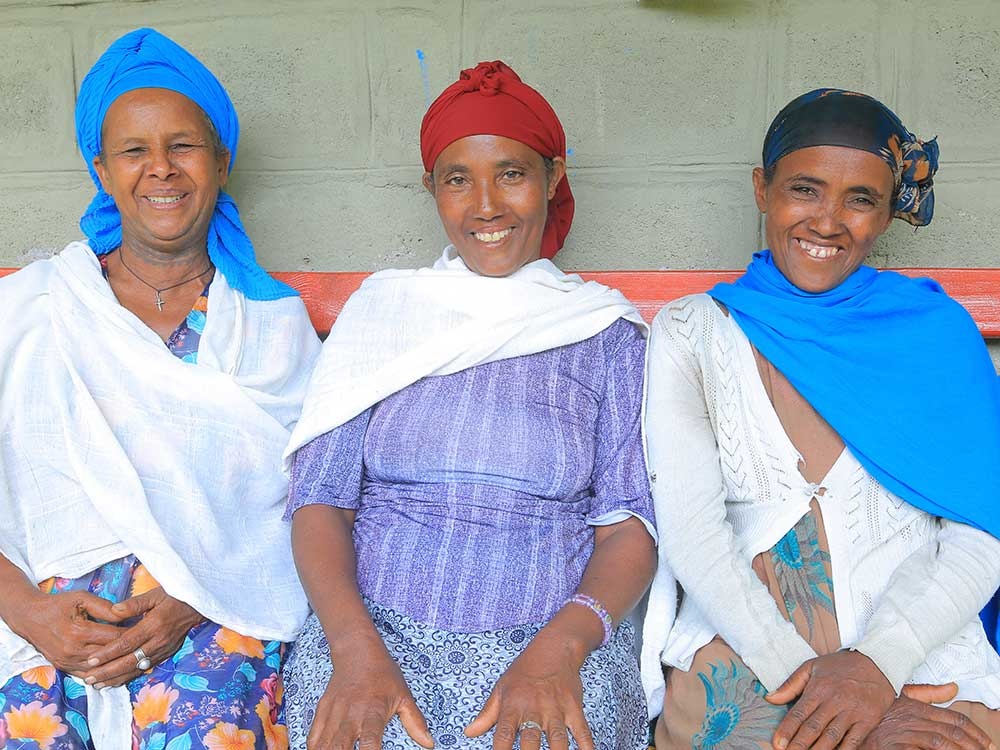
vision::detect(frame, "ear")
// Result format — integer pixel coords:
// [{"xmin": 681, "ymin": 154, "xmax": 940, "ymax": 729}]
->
[
  {"xmin": 546, "ymin": 157, "xmax": 567, "ymax": 200},
  {"xmin": 422, "ymin": 171, "xmax": 435, "ymax": 196},
  {"xmin": 93, "ymin": 155, "xmax": 112, "ymax": 193},
  {"xmin": 751, "ymin": 166, "xmax": 768, "ymax": 214},
  {"xmin": 217, "ymin": 149, "xmax": 231, "ymax": 188}
]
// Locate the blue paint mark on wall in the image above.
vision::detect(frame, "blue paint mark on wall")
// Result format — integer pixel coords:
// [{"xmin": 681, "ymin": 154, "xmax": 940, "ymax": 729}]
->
[
  {"xmin": 566, "ymin": 147, "xmax": 575, "ymax": 156},
  {"xmin": 416, "ymin": 49, "xmax": 432, "ymax": 107}
]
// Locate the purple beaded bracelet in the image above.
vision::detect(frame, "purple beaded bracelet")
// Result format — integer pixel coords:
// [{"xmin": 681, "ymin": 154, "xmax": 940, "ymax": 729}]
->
[{"xmin": 565, "ymin": 593, "xmax": 613, "ymax": 647}]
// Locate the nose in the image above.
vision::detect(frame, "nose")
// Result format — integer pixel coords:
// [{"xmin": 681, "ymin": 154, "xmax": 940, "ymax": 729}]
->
[
  {"xmin": 145, "ymin": 146, "xmax": 178, "ymax": 180},
  {"xmin": 472, "ymin": 179, "xmax": 502, "ymax": 221},
  {"xmin": 809, "ymin": 197, "xmax": 844, "ymax": 237}
]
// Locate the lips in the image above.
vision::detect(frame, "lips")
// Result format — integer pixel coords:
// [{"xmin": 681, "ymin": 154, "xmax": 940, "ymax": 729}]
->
[
  {"xmin": 795, "ymin": 237, "xmax": 843, "ymax": 259},
  {"xmin": 472, "ymin": 227, "xmax": 513, "ymax": 243},
  {"xmin": 144, "ymin": 194, "xmax": 186, "ymax": 206}
]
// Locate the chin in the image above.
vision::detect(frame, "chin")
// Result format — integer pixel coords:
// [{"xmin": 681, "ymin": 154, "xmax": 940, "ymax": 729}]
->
[{"xmin": 458, "ymin": 252, "xmax": 522, "ymax": 277}]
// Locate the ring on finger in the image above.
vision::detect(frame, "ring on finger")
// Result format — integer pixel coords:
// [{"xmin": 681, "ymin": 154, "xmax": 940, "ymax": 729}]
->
[
  {"xmin": 518, "ymin": 720, "xmax": 543, "ymax": 733},
  {"xmin": 133, "ymin": 647, "xmax": 152, "ymax": 672}
]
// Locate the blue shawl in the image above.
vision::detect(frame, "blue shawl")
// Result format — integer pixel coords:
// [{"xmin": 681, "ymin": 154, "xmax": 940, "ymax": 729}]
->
[
  {"xmin": 709, "ymin": 252, "xmax": 1000, "ymax": 647},
  {"xmin": 75, "ymin": 28, "xmax": 295, "ymax": 301}
]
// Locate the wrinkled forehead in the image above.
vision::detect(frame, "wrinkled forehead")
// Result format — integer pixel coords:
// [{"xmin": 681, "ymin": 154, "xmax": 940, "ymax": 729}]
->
[
  {"xmin": 430, "ymin": 134, "xmax": 548, "ymax": 175},
  {"xmin": 100, "ymin": 86, "xmax": 208, "ymax": 130}
]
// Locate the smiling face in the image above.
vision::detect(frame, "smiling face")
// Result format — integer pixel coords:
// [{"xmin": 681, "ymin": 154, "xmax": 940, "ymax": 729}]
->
[
  {"xmin": 93, "ymin": 87, "xmax": 229, "ymax": 257},
  {"xmin": 753, "ymin": 145, "xmax": 895, "ymax": 293},
  {"xmin": 423, "ymin": 134, "xmax": 565, "ymax": 277}
]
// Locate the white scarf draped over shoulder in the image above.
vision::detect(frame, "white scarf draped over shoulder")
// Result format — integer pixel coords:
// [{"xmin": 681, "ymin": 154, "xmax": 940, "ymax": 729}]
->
[
  {"xmin": 0, "ymin": 242, "xmax": 320, "ymax": 746},
  {"xmin": 286, "ymin": 246, "xmax": 647, "ymax": 462}
]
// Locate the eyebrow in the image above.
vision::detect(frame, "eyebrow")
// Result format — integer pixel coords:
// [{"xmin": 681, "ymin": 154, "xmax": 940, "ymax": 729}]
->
[
  {"xmin": 437, "ymin": 158, "xmax": 532, "ymax": 176},
  {"xmin": 847, "ymin": 185, "xmax": 886, "ymax": 200},
  {"xmin": 786, "ymin": 173, "xmax": 886, "ymax": 200},
  {"xmin": 107, "ymin": 130, "xmax": 206, "ymax": 145},
  {"xmin": 786, "ymin": 173, "xmax": 827, "ymax": 187},
  {"xmin": 495, "ymin": 159, "xmax": 530, "ymax": 170}
]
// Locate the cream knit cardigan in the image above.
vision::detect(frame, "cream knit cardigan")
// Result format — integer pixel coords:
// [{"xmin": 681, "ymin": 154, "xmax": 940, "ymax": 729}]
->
[{"xmin": 640, "ymin": 293, "xmax": 1000, "ymax": 717}]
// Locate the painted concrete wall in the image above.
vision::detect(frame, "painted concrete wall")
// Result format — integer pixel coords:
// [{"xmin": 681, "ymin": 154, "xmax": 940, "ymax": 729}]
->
[{"xmin": 1, "ymin": 0, "xmax": 998, "ymax": 361}]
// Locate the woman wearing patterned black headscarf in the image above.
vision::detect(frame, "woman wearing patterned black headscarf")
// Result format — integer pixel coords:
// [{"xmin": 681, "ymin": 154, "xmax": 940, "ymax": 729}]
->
[
  {"xmin": 642, "ymin": 89, "xmax": 1000, "ymax": 749},
  {"xmin": 0, "ymin": 28, "xmax": 320, "ymax": 750}
]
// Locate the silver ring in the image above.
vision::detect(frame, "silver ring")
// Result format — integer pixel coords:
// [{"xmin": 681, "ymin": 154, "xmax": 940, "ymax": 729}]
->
[
  {"xmin": 133, "ymin": 648, "xmax": 151, "ymax": 671},
  {"xmin": 518, "ymin": 721, "xmax": 543, "ymax": 733}
]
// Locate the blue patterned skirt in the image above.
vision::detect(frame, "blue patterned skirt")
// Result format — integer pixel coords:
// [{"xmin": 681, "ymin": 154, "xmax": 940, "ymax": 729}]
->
[{"xmin": 282, "ymin": 601, "xmax": 647, "ymax": 750}]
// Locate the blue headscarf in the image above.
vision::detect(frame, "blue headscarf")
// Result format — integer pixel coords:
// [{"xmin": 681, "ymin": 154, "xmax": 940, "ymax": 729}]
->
[
  {"xmin": 764, "ymin": 89, "xmax": 939, "ymax": 227},
  {"xmin": 75, "ymin": 28, "xmax": 295, "ymax": 301}
]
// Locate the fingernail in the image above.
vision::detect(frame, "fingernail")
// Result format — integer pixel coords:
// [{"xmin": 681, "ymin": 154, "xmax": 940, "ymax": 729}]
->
[
  {"xmin": 94, "ymin": 683, "xmax": 105, "ymax": 690},
  {"xmin": 84, "ymin": 676, "xmax": 95, "ymax": 684},
  {"xmin": 775, "ymin": 740, "xmax": 788, "ymax": 750},
  {"xmin": 87, "ymin": 658, "xmax": 99, "ymax": 667}
]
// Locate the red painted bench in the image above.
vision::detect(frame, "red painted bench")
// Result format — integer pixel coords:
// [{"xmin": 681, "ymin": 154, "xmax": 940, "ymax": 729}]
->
[{"xmin": 3, "ymin": 267, "xmax": 999, "ymax": 339}]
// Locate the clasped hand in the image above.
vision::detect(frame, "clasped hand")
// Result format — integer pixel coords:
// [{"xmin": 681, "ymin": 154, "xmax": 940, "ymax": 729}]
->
[
  {"xmin": 765, "ymin": 650, "xmax": 896, "ymax": 750},
  {"xmin": 16, "ymin": 586, "xmax": 201, "ymax": 688},
  {"xmin": 765, "ymin": 652, "xmax": 995, "ymax": 750}
]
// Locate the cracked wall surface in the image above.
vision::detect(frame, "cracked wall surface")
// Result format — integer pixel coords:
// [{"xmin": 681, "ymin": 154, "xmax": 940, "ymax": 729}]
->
[{"xmin": 1, "ymin": 0, "xmax": 997, "ymax": 362}]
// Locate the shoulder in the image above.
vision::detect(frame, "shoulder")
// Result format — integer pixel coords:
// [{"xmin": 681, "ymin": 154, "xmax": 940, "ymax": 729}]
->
[
  {"xmin": 650, "ymin": 293, "xmax": 726, "ymax": 348},
  {"xmin": 876, "ymin": 270, "xmax": 983, "ymax": 340},
  {"xmin": 569, "ymin": 317, "xmax": 646, "ymax": 379},
  {"xmin": 0, "ymin": 258, "xmax": 53, "ymax": 291},
  {"xmin": 0, "ymin": 245, "xmax": 76, "ymax": 307},
  {"xmin": 595, "ymin": 316, "xmax": 646, "ymax": 354}
]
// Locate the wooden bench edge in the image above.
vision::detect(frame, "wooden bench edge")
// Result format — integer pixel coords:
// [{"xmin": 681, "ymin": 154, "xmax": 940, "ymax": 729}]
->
[{"xmin": 3, "ymin": 267, "xmax": 998, "ymax": 338}]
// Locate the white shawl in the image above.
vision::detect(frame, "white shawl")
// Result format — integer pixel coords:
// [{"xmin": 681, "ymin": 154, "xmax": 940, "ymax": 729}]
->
[
  {"xmin": 285, "ymin": 246, "xmax": 646, "ymax": 461},
  {"xmin": 0, "ymin": 242, "xmax": 320, "ymax": 749}
]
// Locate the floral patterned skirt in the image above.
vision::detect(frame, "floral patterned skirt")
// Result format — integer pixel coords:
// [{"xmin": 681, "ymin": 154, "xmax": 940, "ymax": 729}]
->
[
  {"xmin": 655, "ymin": 502, "xmax": 1000, "ymax": 749},
  {"xmin": 282, "ymin": 601, "xmax": 648, "ymax": 750},
  {"xmin": 0, "ymin": 555, "xmax": 288, "ymax": 750}
]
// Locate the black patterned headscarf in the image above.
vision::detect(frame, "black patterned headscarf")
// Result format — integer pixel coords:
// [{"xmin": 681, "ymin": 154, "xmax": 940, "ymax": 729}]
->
[{"xmin": 763, "ymin": 89, "xmax": 939, "ymax": 226}]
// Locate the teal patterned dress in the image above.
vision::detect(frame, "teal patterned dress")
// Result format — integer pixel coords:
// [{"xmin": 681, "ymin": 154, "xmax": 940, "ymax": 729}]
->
[{"xmin": 656, "ymin": 504, "xmax": 839, "ymax": 750}]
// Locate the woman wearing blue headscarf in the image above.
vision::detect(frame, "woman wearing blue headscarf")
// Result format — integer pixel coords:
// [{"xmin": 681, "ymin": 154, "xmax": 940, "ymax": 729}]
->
[
  {"xmin": 0, "ymin": 28, "xmax": 319, "ymax": 750},
  {"xmin": 642, "ymin": 89, "xmax": 1000, "ymax": 750}
]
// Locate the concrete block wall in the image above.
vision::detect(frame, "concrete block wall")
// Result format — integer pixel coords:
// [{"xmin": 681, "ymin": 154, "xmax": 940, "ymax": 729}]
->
[{"xmin": 0, "ymin": 0, "xmax": 997, "ymax": 364}]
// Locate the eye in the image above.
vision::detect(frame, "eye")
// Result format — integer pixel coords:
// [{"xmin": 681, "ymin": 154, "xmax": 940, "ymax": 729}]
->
[
  {"xmin": 790, "ymin": 184, "xmax": 817, "ymax": 196},
  {"xmin": 170, "ymin": 143, "xmax": 197, "ymax": 153},
  {"xmin": 851, "ymin": 195, "xmax": 877, "ymax": 207},
  {"xmin": 444, "ymin": 174, "xmax": 468, "ymax": 187},
  {"xmin": 501, "ymin": 169, "xmax": 525, "ymax": 181},
  {"xmin": 119, "ymin": 146, "xmax": 146, "ymax": 156}
]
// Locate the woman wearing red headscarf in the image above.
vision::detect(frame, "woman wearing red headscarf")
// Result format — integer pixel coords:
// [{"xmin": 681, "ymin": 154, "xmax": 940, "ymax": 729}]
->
[{"xmin": 280, "ymin": 62, "xmax": 656, "ymax": 750}]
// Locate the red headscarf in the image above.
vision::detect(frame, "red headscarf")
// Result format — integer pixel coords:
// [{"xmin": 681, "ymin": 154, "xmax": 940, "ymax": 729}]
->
[{"xmin": 420, "ymin": 61, "xmax": 574, "ymax": 259}]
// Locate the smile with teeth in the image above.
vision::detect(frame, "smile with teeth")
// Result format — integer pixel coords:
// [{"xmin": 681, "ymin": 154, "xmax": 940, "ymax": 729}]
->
[
  {"xmin": 473, "ymin": 228, "xmax": 513, "ymax": 243},
  {"xmin": 146, "ymin": 195, "xmax": 185, "ymax": 205},
  {"xmin": 796, "ymin": 238, "xmax": 842, "ymax": 259}
]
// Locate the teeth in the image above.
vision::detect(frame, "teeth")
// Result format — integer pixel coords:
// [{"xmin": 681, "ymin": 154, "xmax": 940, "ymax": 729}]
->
[
  {"xmin": 147, "ymin": 195, "xmax": 183, "ymax": 204},
  {"xmin": 797, "ymin": 239, "xmax": 841, "ymax": 259},
  {"xmin": 474, "ymin": 228, "xmax": 512, "ymax": 243}
]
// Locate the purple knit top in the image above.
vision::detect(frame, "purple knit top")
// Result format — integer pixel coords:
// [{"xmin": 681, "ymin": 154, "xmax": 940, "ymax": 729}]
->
[{"xmin": 286, "ymin": 318, "xmax": 655, "ymax": 632}]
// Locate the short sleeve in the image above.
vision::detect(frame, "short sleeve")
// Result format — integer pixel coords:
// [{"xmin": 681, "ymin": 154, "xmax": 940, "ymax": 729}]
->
[
  {"xmin": 284, "ymin": 407, "xmax": 372, "ymax": 519},
  {"xmin": 587, "ymin": 320, "xmax": 656, "ymax": 540}
]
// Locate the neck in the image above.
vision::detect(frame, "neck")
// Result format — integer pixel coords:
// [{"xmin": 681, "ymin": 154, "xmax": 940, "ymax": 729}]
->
[{"xmin": 117, "ymin": 238, "xmax": 211, "ymax": 287}]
